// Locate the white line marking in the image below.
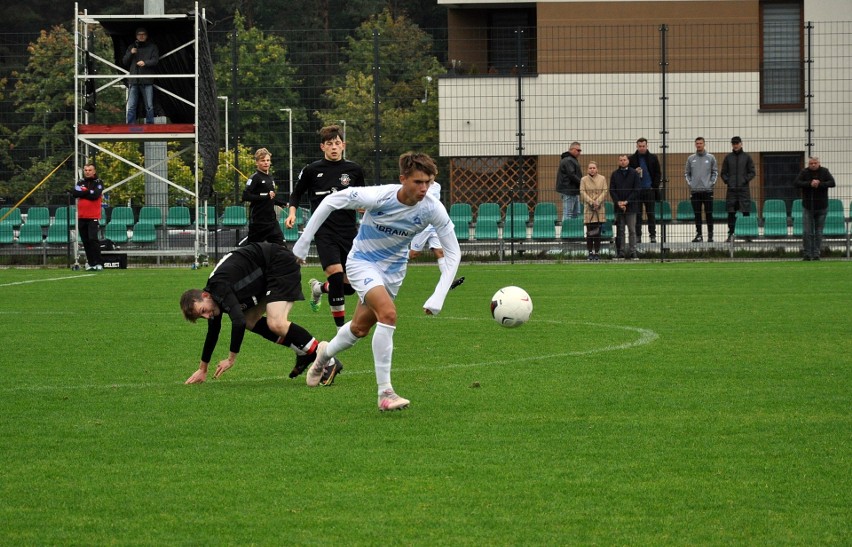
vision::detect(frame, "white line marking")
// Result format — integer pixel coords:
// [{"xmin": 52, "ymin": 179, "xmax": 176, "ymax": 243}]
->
[
  {"xmin": 0, "ymin": 274, "xmax": 94, "ymax": 287},
  {"xmin": 0, "ymin": 320, "xmax": 658, "ymax": 393}
]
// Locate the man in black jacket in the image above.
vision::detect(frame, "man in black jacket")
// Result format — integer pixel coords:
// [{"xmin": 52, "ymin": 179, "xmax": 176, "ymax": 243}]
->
[
  {"xmin": 556, "ymin": 142, "xmax": 582, "ymax": 221},
  {"xmin": 610, "ymin": 155, "xmax": 641, "ymax": 260},
  {"xmin": 794, "ymin": 156, "xmax": 836, "ymax": 260},
  {"xmin": 628, "ymin": 138, "xmax": 662, "ymax": 243},
  {"xmin": 720, "ymin": 136, "xmax": 756, "ymax": 242},
  {"xmin": 123, "ymin": 27, "xmax": 159, "ymax": 124}
]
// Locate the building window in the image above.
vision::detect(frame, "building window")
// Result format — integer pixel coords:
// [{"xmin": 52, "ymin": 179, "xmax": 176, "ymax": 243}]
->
[
  {"xmin": 760, "ymin": 1, "xmax": 804, "ymax": 109},
  {"xmin": 488, "ymin": 9, "xmax": 536, "ymax": 75}
]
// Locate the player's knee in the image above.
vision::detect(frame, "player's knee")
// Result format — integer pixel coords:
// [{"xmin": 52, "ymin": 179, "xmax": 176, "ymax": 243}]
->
[{"xmin": 266, "ymin": 316, "xmax": 290, "ymax": 335}]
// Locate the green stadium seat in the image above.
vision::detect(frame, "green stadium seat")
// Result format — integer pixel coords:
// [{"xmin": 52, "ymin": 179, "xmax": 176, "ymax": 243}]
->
[
  {"xmin": 734, "ymin": 212, "xmax": 759, "ymax": 239},
  {"xmin": 604, "ymin": 201, "xmax": 615, "ymax": 221},
  {"xmin": 138, "ymin": 206, "xmax": 163, "ymax": 227},
  {"xmin": 0, "ymin": 224, "xmax": 13, "ymax": 244},
  {"xmin": 505, "ymin": 202, "xmax": 528, "ymax": 239},
  {"xmin": 0, "ymin": 206, "xmax": 23, "ymax": 228},
  {"xmin": 17, "ymin": 223, "xmax": 44, "ymax": 245},
  {"xmin": 449, "ymin": 203, "xmax": 472, "ymax": 241},
  {"xmin": 601, "ymin": 221, "xmax": 613, "ymax": 240},
  {"xmin": 222, "ymin": 206, "xmax": 248, "ymax": 227},
  {"xmin": 533, "ymin": 201, "xmax": 558, "ymax": 222},
  {"xmin": 676, "ymin": 200, "xmax": 693, "ymax": 222},
  {"xmin": 46, "ymin": 222, "xmax": 69, "ymax": 244},
  {"xmin": 166, "ymin": 206, "xmax": 191, "ymax": 228},
  {"xmin": 762, "ymin": 199, "xmax": 788, "ymax": 238},
  {"xmin": 654, "ymin": 201, "xmax": 673, "ymax": 222},
  {"xmin": 196, "ymin": 205, "xmax": 217, "ymax": 229},
  {"xmin": 54, "ymin": 206, "xmax": 77, "ymax": 227},
  {"xmin": 532, "ymin": 202, "xmax": 557, "ymax": 239},
  {"xmin": 476, "ymin": 202, "xmax": 501, "ymax": 223},
  {"xmin": 791, "ymin": 199, "xmax": 803, "ymax": 237},
  {"xmin": 713, "ymin": 199, "xmax": 727, "ymax": 218},
  {"xmin": 104, "ymin": 220, "xmax": 129, "ymax": 244},
  {"xmin": 131, "ymin": 221, "xmax": 157, "ymax": 244},
  {"xmin": 110, "ymin": 206, "xmax": 136, "ymax": 227},
  {"xmin": 560, "ymin": 216, "xmax": 585, "ymax": 240},
  {"xmin": 823, "ymin": 199, "xmax": 847, "ymax": 237},
  {"xmin": 474, "ymin": 218, "xmax": 499, "ymax": 240},
  {"xmin": 25, "ymin": 207, "xmax": 51, "ymax": 227},
  {"xmin": 531, "ymin": 216, "xmax": 555, "ymax": 239}
]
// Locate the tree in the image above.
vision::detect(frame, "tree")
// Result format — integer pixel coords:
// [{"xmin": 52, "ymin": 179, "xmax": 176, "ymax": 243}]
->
[
  {"xmin": 5, "ymin": 26, "xmax": 77, "ymax": 202},
  {"xmin": 324, "ymin": 9, "xmax": 444, "ymax": 183},
  {"xmin": 212, "ymin": 11, "xmax": 304, "ymax": 158}
]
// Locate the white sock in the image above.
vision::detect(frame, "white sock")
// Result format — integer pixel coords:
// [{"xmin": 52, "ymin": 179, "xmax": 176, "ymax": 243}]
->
[
  {"xmin": 373, "ymin": 322, "xmax": 396, "ymax": 394},
  {"xmin": 327, "ymin": 321, "xmax": 359, "ymax": 358}
]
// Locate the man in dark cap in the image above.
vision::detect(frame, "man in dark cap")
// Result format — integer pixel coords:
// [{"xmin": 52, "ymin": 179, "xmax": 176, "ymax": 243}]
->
[
  {"xmin": 720, "ymin": 136, "xmax": 755, "ymax": 242},
  {"xmin": 123, "ymin": 27, "xmax": 159, "ymax": 124}
]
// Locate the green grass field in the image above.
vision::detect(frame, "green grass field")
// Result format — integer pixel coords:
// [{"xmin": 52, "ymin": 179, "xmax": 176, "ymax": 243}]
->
[{"xmin": 1, "ymin": 261, "xmax": 849, "ymax": 545}]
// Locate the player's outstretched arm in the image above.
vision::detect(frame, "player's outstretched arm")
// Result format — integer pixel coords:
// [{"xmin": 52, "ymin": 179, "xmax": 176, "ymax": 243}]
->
[{"xmin": 185, "ymin": 361, "xmax": 209, "ymax": 384}]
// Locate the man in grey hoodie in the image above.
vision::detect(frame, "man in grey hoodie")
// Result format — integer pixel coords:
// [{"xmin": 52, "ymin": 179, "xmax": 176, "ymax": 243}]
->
[{"xmin": 685, "ymin": 137, "xmax": 718, "ymax": 242}]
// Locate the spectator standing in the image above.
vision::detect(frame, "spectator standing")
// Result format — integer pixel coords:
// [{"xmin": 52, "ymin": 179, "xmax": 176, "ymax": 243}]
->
[
  {"xmin": 610, "ymin": 155, "xmax": 641, "ymax": 260},
  {"xmin": 123, "ymin": 27, "xmax": 159, "ymax": 124},
  {"xmin": 628, "ymin": 138, "xmax": 662, "ymax": 243},
  {"xmin": 71, "ymin": 163, "xmax": 104, "ymax": 271},
  {"xmin": 556, "ymin": 142, "xmax": 582, "ymax": 221},
  {"xmin": 685, "ymin": 137, "xmax": 718, "ymax": 242},
  {"xmin": 579, "ymin": 161, "xmax": 607, "ymax": 261},
  {"xmin": 794, "ymin": 156, "xmax": 836, "ymax": 261},
  {"xmin": 720, "ymin": 136, "xmax": 756, "ymax": 242},
  {"xmin": 286, "ymin": 125, "xmax": 365, "ymax": 330},
  {"xmin": 241, "ymin": 148, "xmax": 286, "ymax": 247}
]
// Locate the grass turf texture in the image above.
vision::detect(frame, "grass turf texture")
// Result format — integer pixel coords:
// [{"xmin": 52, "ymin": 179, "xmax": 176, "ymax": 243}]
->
[{"xmin": 0, "ymin": 262, "xmax": 849, "ymax": 544}]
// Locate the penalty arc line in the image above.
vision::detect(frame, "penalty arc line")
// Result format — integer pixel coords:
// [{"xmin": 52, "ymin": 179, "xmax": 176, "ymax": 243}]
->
[{"xmin": 0, "ymin": 321, "xmax": 658, "ymax": 393}]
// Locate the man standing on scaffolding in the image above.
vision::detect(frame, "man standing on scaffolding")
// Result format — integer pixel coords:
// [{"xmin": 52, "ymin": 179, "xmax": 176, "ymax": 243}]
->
[{"xmin": 123, "ymin": 27, "xmax": 159, "ymax": 124}]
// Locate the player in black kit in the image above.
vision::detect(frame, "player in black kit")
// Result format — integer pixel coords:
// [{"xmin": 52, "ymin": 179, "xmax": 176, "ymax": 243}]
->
[
  {"xmin": 179, "ymin": 242, "xmax": 342, "ymax": 385},
  {"xmin": 241, "ymin": 148, "xmax": 287, "ymax": 247},
  {"xmin": 285, "ymin": 125, "xmax": 365, "ymax": 332}
]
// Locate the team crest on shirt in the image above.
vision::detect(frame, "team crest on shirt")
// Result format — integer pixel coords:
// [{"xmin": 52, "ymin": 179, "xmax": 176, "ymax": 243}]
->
[
  {"xmin": 413, "ymin": 215, "xmax": 423, "ymax": 226},
  {"xmin": 339, "ymin": 174, "xmax": 351, "ymax": 187}
]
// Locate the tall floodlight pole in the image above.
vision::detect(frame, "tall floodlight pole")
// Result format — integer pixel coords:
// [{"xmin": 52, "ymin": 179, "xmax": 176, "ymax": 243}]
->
[
  {"xmin": 280, "ymin": 108, "xmax": 293, "ymax": 193},
  {"xmin": 218, "ymin": 96, "xmax": 229, "ymax": 171},
  {"xmin": 338, "ymin": 119, "xmax": 346, "ymax": 159}
]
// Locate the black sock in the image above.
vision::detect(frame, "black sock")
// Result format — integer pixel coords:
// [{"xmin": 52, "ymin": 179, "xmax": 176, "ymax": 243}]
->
[
  {"xmin": 251, "ymin": 317, "xmax": 283, "ymax": 344},
  {"xmin": 281, "ymin": 322, "xmax": 317, "ymax": 355},
  {"xmin": 328, "ymin": 271, "xmax": 346, "ymax": 328}
]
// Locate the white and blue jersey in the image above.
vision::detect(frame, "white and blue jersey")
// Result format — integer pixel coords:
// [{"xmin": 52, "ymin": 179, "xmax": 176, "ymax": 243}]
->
[
  {"xmin": 410, "ymin": 181, "xmax": 442, "ymax": 252},
  {"xmin": 293, "ymin": 184, "xmax": 461, "ymax": 314}
]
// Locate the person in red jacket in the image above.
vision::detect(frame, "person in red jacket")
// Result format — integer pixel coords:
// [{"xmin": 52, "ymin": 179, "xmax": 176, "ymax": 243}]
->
[{"xmin": 71, "ymin": 163, "xmax": 104, "ymax": 270}]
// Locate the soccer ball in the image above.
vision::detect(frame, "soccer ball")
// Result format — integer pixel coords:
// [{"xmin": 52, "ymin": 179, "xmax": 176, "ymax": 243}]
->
[{"xmin": 490, "ymin": 286, "xmax": 533, "ymax": 328}]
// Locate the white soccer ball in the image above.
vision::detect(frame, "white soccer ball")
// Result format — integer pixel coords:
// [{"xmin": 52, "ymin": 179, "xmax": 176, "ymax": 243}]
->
[{"xmin": 490, "ymin": 286, "xmax": 533, "ymax": 328}]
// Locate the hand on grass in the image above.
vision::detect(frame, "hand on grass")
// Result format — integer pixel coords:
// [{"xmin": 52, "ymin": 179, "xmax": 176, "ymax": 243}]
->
[
  {"xmin": 213, "ymin": 358, "xmax": 235, "ymax": 379},
  {"xmin": 185, "ymin": 368, "xmax": 207, "ymax": 384}
]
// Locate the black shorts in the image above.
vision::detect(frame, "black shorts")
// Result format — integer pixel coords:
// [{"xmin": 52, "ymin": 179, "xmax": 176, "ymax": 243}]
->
[
  {"xmin": 265, "ymin": 246, "xmax": 305, "ymax": 303},
  {"xmin": 314, "ymin": 229, "xmax": 355, "ymax": 271}
]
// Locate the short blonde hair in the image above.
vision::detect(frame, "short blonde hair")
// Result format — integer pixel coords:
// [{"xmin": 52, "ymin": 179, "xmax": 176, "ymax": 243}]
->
[{"xmin": 255, "ymin": 148, "xmax": 271, "ymax": 161}]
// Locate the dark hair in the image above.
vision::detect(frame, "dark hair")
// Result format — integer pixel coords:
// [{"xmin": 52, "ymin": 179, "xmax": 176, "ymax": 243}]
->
[
  {"xmin": 180, "ymin": 289, "xmax": 203, "ymax": 322},
  {"xmin": 399, "ymin": 152, "xmax": 437, "ymax": 178},
  {"xmin": 319, "ymin": 125, "xmax": 343, "ymax": 144}
]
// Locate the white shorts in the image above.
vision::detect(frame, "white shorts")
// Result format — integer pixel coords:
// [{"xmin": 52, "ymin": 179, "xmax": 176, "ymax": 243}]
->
[
  {"xmin": 409, "ymin": 226, "xmax": 441, "ymax": 253},
  {"xmin": 344, "ymin": 257, "xmax": 406, "ymax": 302}
]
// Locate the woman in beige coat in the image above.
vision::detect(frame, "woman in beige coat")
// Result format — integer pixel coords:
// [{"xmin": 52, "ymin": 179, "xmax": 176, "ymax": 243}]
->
[{"xmin": 579, "ymin": 161, "xmax": 608, "ymax": 261}]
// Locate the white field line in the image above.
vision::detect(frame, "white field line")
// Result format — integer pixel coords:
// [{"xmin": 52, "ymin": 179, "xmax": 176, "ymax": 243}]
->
[
  {"xmin": 0, "ymin": 274, "xmax": 94, "ymax": 287},
  {"xmin": 0, "ymin": 319, "xmax": 658, "ymax": 393}
]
